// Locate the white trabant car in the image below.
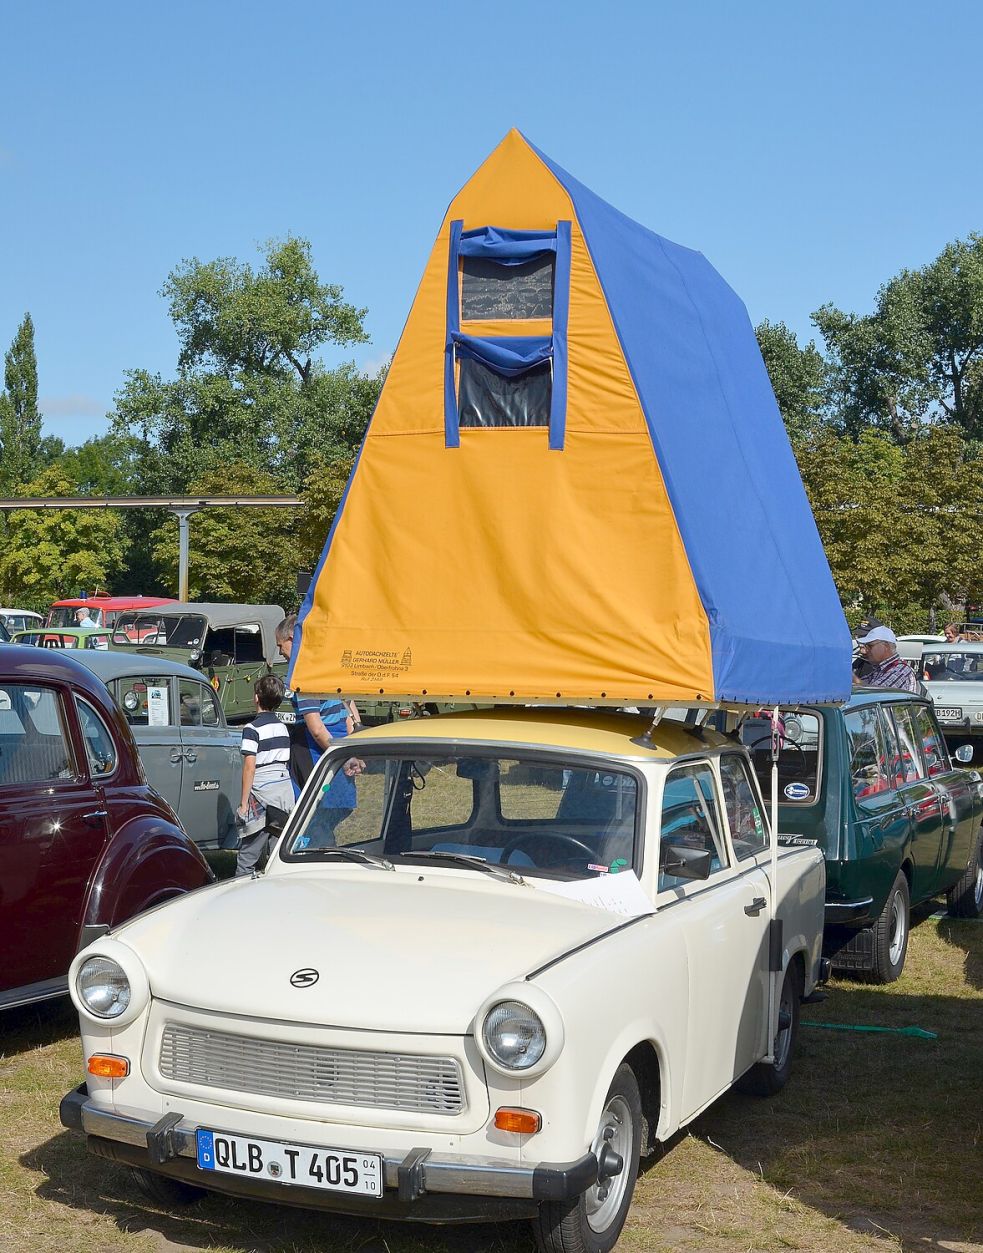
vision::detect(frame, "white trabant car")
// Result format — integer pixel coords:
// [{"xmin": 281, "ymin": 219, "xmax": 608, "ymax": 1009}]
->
[{"xmin": 62, "ymin": 709, "xmax": 826, "ymax": 1253}]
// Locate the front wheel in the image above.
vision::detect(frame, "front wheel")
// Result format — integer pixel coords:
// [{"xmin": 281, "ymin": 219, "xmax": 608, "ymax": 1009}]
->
[
  {"xmin": 532, "ymin": 1063, "xmax": 641, "ymax": 1253},
  {"xmin": 735, "ymin": 959, "xmax": 802, "ymax": 1097},
  {"xmin": 946, "ymin": 827, "xmax": 983, "ymax": 919}
]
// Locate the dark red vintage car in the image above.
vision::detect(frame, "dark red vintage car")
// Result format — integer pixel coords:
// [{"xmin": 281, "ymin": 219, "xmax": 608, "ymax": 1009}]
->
[{"xmin": 0, "ymin": 644, "xmax": 213, "ymax": 1011}]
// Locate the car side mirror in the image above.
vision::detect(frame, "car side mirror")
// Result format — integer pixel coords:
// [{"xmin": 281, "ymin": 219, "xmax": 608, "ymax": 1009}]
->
[
  {"xmin": 954, "ymin": 744, "xmax": 974, "ymax": 764},
  {"xmin": 660, "ymin": 843, "xmax": 713, "ymax": 881}
]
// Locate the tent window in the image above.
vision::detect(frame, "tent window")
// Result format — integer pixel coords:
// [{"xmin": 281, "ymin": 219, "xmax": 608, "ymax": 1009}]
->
[
  {"xmin": 461, "ymin": 254, "xmax": 554, "ymax": 320},
  {"xmin": 458, "ymin": 357, "xmax": 551, "ymax": 428}
]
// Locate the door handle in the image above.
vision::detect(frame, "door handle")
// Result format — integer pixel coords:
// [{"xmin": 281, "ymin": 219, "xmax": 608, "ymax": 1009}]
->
[
  {"xmin": 744, "ymin": 896, "xmax": 767, "ymax": 916},
  {"xmin": 82, "ymin": 809, "xmax": 108, "ymax": 822},
  {"xmin": 169, "ymin": 750, "xmax": 183, "ymax": 765},
  {"xmin": 184, "ymin": 750, "xmax": 198, "ymax": 764}
]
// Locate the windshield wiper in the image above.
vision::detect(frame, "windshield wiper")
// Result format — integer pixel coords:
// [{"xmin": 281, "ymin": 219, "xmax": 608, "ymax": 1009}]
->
[
  {"xmin": 394, "ymin": 850, "xmax": 525, "ymax": 885},
  {"xmin": 294, "ymin": 846, "xmax": 394, "ymax": 870}
]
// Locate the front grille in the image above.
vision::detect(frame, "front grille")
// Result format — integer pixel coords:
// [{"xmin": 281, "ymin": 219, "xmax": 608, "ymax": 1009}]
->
[{"xmin": 158, "ymin": 1023, "xmax": 466, "ymax": 1115}]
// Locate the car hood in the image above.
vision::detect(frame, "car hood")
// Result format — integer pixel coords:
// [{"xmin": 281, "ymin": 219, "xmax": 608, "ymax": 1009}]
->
[{"xmin": 112, "ymin": 870, "xmax": 621, "ymax": 1033}]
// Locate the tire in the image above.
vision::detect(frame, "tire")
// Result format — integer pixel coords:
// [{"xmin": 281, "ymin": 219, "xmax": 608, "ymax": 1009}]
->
[
  {"xmin": 871, "ymin": 871, "xmax": 910, "ymax": 983},
  {"xmin": 128, "ymin": 1167, "xmax": 204, "ymax": 1207},
  {"xmin": 531, "ymin": 1062, "xmax": 642, "ymax": 1253},
  {"xmin": 946, "ymin": 827, "xmax": 983, "ymax": 919},
  {"xmin": 735, "ymin": 959, "xmax": 802, "ymax": 1097}
]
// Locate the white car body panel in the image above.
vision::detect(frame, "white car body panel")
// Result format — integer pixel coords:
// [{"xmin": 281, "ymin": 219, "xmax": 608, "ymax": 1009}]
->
[{"xmin": 67, "ymin": 710, "xmax": 826, "ymax": 1216}]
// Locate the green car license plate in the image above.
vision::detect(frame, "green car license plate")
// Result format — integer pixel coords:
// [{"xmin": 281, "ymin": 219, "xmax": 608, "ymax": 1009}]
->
[{"xmin": 196, "ymin": 1128, "xmax": 382, "ymax": 1196}]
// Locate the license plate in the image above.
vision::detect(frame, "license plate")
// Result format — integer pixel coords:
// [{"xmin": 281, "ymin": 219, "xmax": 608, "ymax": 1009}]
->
[
  {"xmin": 275, "ymin": 711, "xmax": 297, "ymax": 723},
  {"xmin": 935, "ymin": 707, "xmax": 962, "ymax": 720},
  {"xmin": 196, "ymin": 1128, "xmax": 382, "ymax": 1196}
]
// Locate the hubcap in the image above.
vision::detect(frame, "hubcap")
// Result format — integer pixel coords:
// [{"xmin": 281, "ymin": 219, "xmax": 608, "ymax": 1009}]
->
[
  {"xmin": 973, "ymin": 862, "xmax": 983, "ymax": 910},
  {"xmin": 585, "ymin": 1094, "xmax": 632, "ymax": 1233},
  {"xmin": 773, "ymin": 975, "xmax": 794, "ymax": 1069},
  {"xmin": 888, "ymin": 892, "xmax": 907, "ymax": 967}
]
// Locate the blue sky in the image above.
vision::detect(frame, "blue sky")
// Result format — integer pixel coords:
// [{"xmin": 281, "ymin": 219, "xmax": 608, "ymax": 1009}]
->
[{"xmin": 2, "ymin": 0, "xmax": 981, "ymax": 446}]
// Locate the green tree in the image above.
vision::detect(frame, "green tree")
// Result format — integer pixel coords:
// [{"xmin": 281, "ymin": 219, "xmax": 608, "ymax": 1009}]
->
[
  {"xmin": 795, "ymin": 425, "xmax": 983, "ymax": 630},
  {"xmin": 755, "ymin": 320, "xmax": 828, "ymax": 441},
  {"xmin": 0, "ymin": 313, "xmax": 43, "ymax": 493},
  {"xmin": 0, "ymin": 465, "xmax": 128, "ymax": 611},
  {"xmin": 112, "ymin": 238, "xmax": 381, "ymax": 495},
  {"xmin": 298, "ymin": 452, "xmax": 356, "ymax": 573},
  {"xmin": 149, "ymin": 463, "xmax": 304, "ymax": 606},
  {"xmin": 814, "ymin": 234, "xmax": 983, "ymax": 441}
]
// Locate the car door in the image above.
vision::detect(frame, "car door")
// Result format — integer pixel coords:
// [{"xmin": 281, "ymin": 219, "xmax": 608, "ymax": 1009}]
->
[
  {"xmin": 113, "ymin": 673, "xmax": 183, "ymax": 816},
  {"xmin": 844, "ymin": 705, "xmax": 910, "ymax": 914},
  {"xmin": 910, "ymin": 701, "xmax": 978, "ymax": 890},
  {"xmin": 0, "ymin": 682, "xmax": 110, "ymax": 997},
  {"xmin": 887, "ymin": 702, "xmax": 945, "ymax": 902},
  {"xmin": 232, "ymin": 624, "xmax": 266, "ymax": 715},
  {"xmin": 657, "ymin": 760, "xmax": 770, "ymax": 1119},
  {"xmin": 177, "ymin": 678, "xmax": 241, "ymax": 847}
]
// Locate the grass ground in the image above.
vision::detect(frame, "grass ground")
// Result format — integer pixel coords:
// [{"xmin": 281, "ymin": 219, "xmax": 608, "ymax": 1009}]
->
[{"xmin": 1, "ymin": 904, "xmax": 980, "ymax": 1253}]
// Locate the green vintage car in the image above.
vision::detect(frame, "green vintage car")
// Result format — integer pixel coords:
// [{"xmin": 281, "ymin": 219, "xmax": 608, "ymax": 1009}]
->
[
  {"xmin": 740, "ymin": 689, "xmax": 983, "ymax": 982},
  {"xmin": 108, "ymin": 602, "xmax": 287, "ymax": 724}
]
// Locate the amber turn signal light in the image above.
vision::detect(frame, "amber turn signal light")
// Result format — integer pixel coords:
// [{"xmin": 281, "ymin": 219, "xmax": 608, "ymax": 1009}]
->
[
  {"xmin": 494, "ymin": 1107, "xmax": 541, "ymax": 1134},
  {"xmin": 87, "ymin": 1054, "xmax": 129, "ymax": 1079}
]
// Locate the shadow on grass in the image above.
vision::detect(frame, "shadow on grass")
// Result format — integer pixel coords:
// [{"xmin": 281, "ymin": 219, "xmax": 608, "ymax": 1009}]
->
[
  {"xmin": 692, "ymin": 973, "xmax": 983, "ymax": 1252},
  {"xmin": 21, "ymin": 1130, "xmax": 535, "ymax": 1253},
  {"xmin": 0, "ymin": 997, "xmax": 78, "ymax": 1059}
]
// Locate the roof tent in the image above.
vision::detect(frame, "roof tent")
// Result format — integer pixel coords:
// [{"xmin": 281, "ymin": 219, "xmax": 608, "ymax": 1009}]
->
[{"xmin": 291, "ymin": 131, "xmax": 851, "ymax": 707}]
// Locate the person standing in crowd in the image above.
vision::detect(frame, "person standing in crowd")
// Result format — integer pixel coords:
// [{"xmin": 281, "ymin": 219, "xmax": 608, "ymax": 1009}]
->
[
  {"xmin": 853, "ymin": 625, "xmax": 919, "ymax": 693},
  {"xmin": 235, "ymin": 674, "xmax": 295, "ymax": 876},
  {"xmin": 275, "ymin": 614, "xmax": 355, "ymax": 792},
  {"xmin": 944, "ymin": 623, "xmax": 964, "ymax": 643}
]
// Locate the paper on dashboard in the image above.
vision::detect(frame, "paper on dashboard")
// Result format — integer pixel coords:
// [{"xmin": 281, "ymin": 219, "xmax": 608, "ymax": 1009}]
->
[{"xmin": 534, "ymin": 870, "xmax": 654, "ymax": 917}]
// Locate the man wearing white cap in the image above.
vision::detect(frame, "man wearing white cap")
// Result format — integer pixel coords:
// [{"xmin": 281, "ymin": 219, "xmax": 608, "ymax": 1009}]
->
[{"xmin": 853, "ymin": 625, "xmax": 919, "ymax": 692}]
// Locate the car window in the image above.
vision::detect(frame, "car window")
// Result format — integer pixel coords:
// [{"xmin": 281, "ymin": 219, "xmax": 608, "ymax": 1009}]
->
[
  {"xmin": 204, "ymin": 627, "xmax": 236, "ymax": 667},
  {"xmin": 889, "ymin": 704, "xmax": 924, "ymax": 785},
  {"xmin": 739, "ymin": 710, "xmax": 821, "ymax": 805},
  {"xmin": 912, "ymin": 704, "xmax": 950, "ymax": 777},
  {"xmin": 75, "ymin": 698, "xmax": 118, "ymax": 776},
  {"xmin": 719, "ymin": 754, "xmax": 769, "ymax": 859},
  {"xmin": 179, "ymin": 679, "xmax": 222, "ymax": 727},
  {"xmin": 115, "ymin": 675, "xmax": 174, "ymax": 727},
  {"xmin": 922, "ymin": 649, "xmax": 983, "ymax": 681},
  {"xmin": 844, "ymin": 706, "xmax": 894, "ymax": 800},
  {"xmin": 283, "ymin": 752, "xmax": 639, "ymax": 881},
  {"xmin": 659, "ymin": 762, "xmax": 727, "ymax": 891},
  {"xmin": 0, "ymin": 685, "xmax": 76, "ymax": 785},
  {"xmin": 234, "ymin": 625, "xmax": 265, "ymax": 663}
]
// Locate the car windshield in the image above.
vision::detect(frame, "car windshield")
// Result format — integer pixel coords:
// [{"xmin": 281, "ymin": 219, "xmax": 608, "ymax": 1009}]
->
[
  {"xmin": 112, "ymin": 613, "xmax": 207, "ymax": 648},
  {"xmin": 281, "ymin": 750, "xmax": 639, "ymax": 881},
  {"xmin": 740, "ymin": 710, "xmax": 822, "ymax": 805},
  {"xmin": 49, "ymin": 606, "xmax": 103, "ymax": 627},
  {"xmin": 922, "ymin": 650, "xmax": 983, "ymax": 682}
]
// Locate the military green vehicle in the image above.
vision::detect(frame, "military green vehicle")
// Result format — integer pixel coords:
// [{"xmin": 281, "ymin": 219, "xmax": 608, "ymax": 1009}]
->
[{"xmin": 109, "ymin": 603, "xmax": 287, "ymax": 723}]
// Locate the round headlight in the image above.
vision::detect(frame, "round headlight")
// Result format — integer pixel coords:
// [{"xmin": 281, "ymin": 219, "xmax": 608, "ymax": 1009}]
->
[
  {"xmin": 77, "ymin": 956, "xmax": 131, "ymax": 1019},
  {"xmin": 482, "ymin": 999, "xmax": 546, "ymax": 1070}
]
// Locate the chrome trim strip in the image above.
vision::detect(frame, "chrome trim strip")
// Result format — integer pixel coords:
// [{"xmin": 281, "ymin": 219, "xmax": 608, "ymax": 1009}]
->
[{"xmin": 79, "ymin": 1101, "xmax": 540, "ymax": 1197}]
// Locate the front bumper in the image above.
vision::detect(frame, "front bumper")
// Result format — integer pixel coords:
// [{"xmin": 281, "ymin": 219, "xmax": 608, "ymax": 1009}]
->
[
  {"xmin": 61, "ymin": 1085, "xmax": 597, "ymax": 1221},
  {"xmin": 824, "ymin": 896, "xmax": 874, "ymax": 925}
]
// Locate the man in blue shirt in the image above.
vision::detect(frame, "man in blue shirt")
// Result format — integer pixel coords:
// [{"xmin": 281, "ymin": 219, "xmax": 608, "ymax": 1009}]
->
[{"xmin": 275, "ymin": 614, "xmax": 354, "ymax": 790}]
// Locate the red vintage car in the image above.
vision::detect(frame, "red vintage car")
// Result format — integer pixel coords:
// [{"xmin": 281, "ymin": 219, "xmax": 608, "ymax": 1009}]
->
[{"xmin": 0, "ymin": 644, "xmax": 213, "ymax": 1011}]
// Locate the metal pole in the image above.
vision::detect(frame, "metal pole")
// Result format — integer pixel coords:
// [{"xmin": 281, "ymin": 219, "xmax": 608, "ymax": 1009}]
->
[{"xmin": 171, "ymin": 508, "xmax": 199, "ymax": 602}]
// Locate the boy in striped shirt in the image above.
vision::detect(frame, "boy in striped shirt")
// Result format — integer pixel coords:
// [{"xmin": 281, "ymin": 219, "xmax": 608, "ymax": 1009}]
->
[{"xmin": 236, "ymin": 674, "xmax": 295, "ymax": 876}]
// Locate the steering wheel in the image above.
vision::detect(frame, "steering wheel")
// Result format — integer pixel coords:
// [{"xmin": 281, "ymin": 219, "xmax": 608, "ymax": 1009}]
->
[
  {"xmin": 501, "ymin": 831, "xmax": 597, "ymax": 866},
  {"xmin": 748, "ymin": 734, "xmax": 807, "ymax": 778}
]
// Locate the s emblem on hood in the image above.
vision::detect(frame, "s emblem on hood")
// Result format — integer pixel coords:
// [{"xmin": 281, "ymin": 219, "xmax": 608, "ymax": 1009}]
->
[{"xmin": 290, "ymin": 968, "xmax": 320, "ymax": 988}]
